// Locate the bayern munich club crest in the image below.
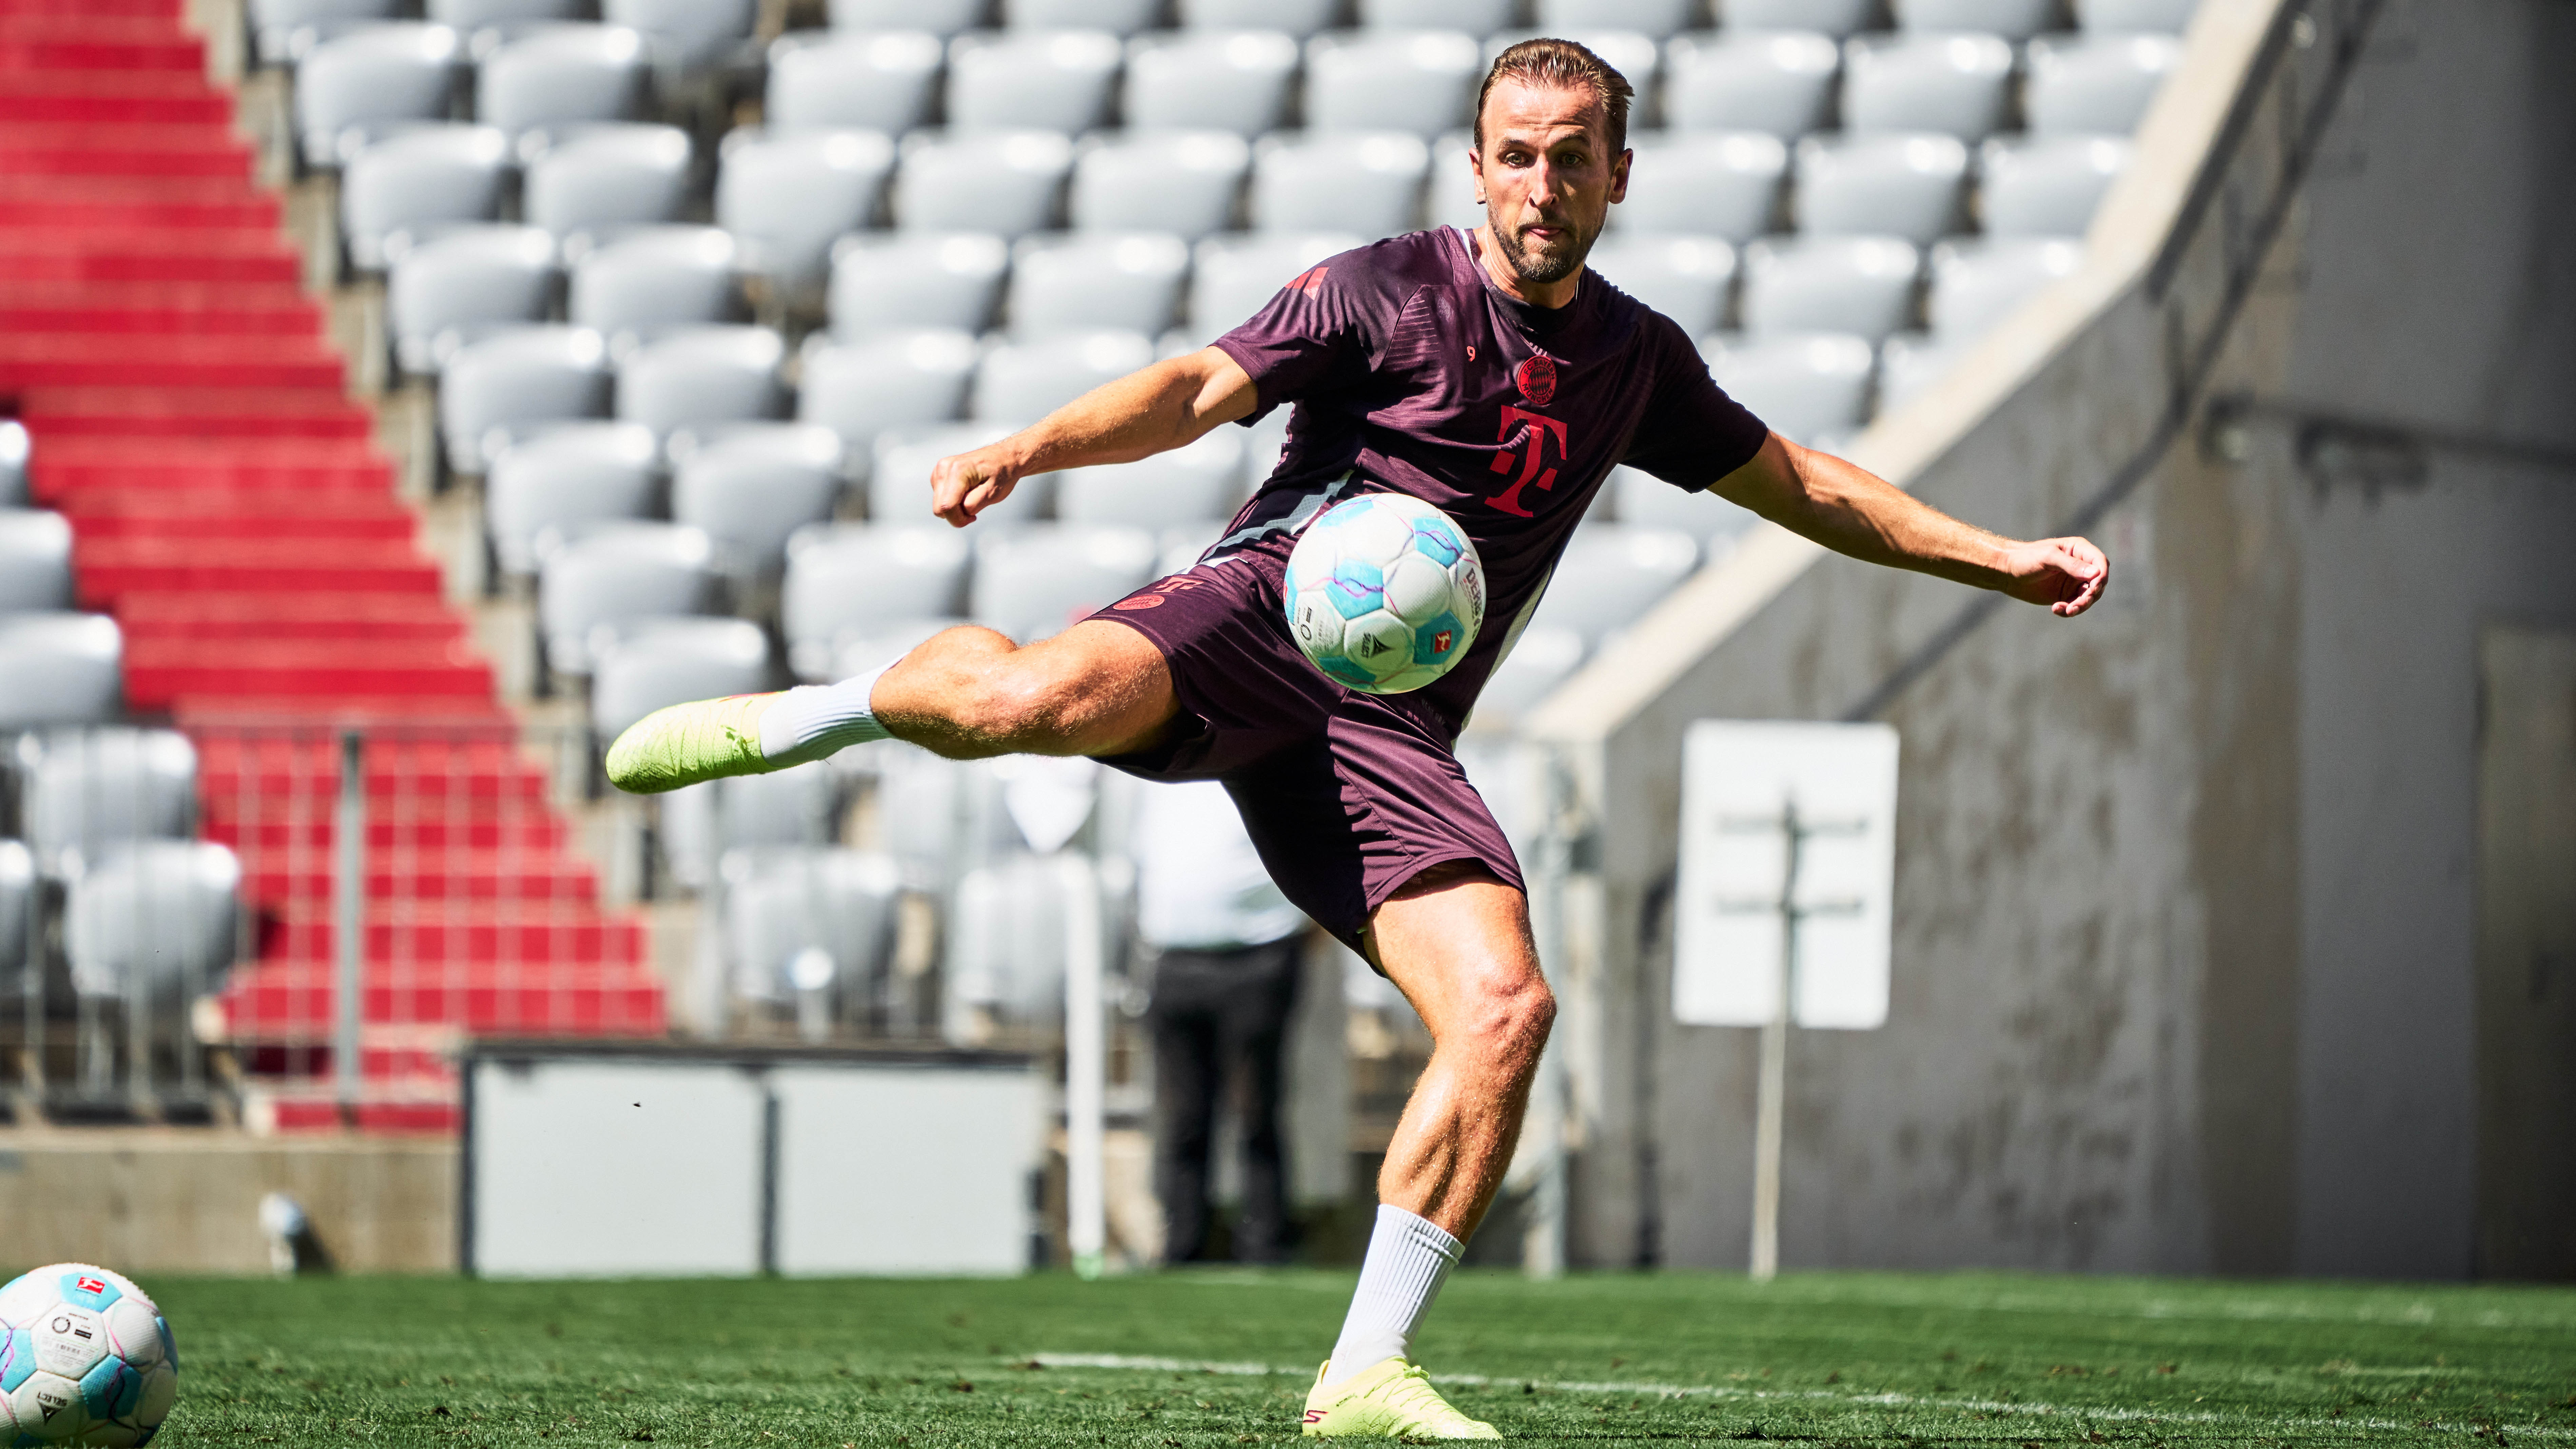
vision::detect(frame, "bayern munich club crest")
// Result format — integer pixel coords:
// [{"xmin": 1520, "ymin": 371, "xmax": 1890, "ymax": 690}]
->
[{"xmin": 1515, "ymin": 352, "xmax": 1557, "ymax": 407}]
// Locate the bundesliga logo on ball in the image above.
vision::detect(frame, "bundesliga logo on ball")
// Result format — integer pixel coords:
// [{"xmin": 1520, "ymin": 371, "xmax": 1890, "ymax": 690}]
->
[
  {"xmin": 1284, "ymin": 494, "xmax": 1486, "ymax": 694},
  {"xmin": 0, "ymin": 1265, "xmax": 178, "ymax": 1446}
]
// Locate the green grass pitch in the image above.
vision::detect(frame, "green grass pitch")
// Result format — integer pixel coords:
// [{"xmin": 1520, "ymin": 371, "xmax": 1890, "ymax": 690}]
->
[{"xmin": 151, "ymin": 1270, "xmax": 2574, "ymax": 1446}]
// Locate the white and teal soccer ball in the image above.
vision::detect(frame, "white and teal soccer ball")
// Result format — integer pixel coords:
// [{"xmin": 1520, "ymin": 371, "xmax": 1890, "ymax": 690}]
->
[
  {"xmin": 1285, "ymin": 493, "xmax": 1486, "ymax": 694},
  {"xmin": 0, "ymin": 1265, "xmax": 177, "ymax": 1446}
]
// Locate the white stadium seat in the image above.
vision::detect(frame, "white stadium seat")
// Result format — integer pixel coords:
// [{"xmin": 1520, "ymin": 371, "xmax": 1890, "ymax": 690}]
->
[
  {"xmin": 782, "ymin": 523, "xmax": 974, "ymax": 677},
  {"xmin": 1177, "ymin": 0, "xmax": 1335, "ymax": 36},
  {"xmin": 1875, "ymin": 329, "xmax": 1974, "ymax": 414},
  {"xmin": 340, "ymin": 124, "xmax": 509, "ymax": 271},
  {"xmin": 15, "ymin": 728, "xmax": 200, "ymax": 879},
  {"xmin": 2026, "ymin": 33, "xmax": 2182, "ymax": 135},
  {"xmin": 970, "ymin": 525, "xmax": 1161, "ymax": 641},
  {"xmin": 567, "ymin": 225, "xmax": 744, "ymax": 346},
  {"xmin": 1533, "ymin": 0, "xmax": 1696, "ymax": 41},
  {"xmin": 438, "ymin": 325, "xmax": 614, "ymax": 472},
  {"xmin": 946, "ymin": 29, "xmax": 1125, "ymax": 133},
  {"xmin": 427, "ymin": 0, "xmax": 585, "ymax": 39},
  {"xmin": 1842, "ymin": 32, "xmax": 2017, "ymax": 140},
  {"xmin": 1475, "ymin": 626, "xmax": 1586, "ymax": 723},
  {"xmin": 1664, "ymin": 29, "xmax": 1840, "ymax": 139},
  {"xmin": 0, "ymin": 422, "xmax": 25, "ymax": 508},
  {"xmin": 1892, "ymin": 0, "xmax": 2062, "ymax": 39},
  {"xmin": 1795, "ymin": 131, "xmax": 1970, "ymax": 243},
  {"xmin": 0, "ymin": 614, "xmax": 122, "ymax": 730},
  {"xmin": 253, "ymin": 0, "xmax": 402, "ymax": 66},
  {"xmin": 1004, "ymin": 0, "xmax": 1163, "ymax": 33},
  {"xmin": 1703, "ymin": 330, "xmax": 1877, "ymax": 443},
  {"xmin": 1055, "ymin": 428, "xmax": 1246, "ymax": 524},
  {"xmin": 384, "ymin": 224, "xmax": 555, "ymax": 376},
  {"xmin": 829, "ymin": 233, "xmax": 1011, "ymax": 337},
  {"xmin": 589, "ymin": 617, "xmax": 772, "ymax": 741},
  {"xmin": 1586, "ymin": 234, "xmax": 1739, "ymax": 335},
  {"xmin": 475, "ymin": 24, "xmax": 651, "ymax": 146},
  {"xmin": 1186, "ymin": 231, "xmax": 1362, "ymax": 342},
  {"xmin": 831, "ymin": 0, "xmax": 987, "ymax": 35},
  {"xmin": 871, "ymin": 423, "xmax": 1043, "ymax": 525},
  {"xmin": 669, "ymin": 423, "xmax": 849, "ymax": 579},
  {"xmin": 825, "ymin": 616, "xmax": 955, "ymax": 685},
  {"xmin": 62, "ymin": 842, "xmax": 239, "ymax": 1005},
  {"xmin": 1007, "ymin": 232, "xmax": 1192, "ymax": 339},
  {"xmin": 1072, "ymin": 131, "xmax": 1252, "ymax": 239},
  {"xmin": 973, "ymin": 330, "xmax": 1157, "ymax": 422},
  {"xmin": 894, "ymin": 130, "xmax": 1076, "ymax": 236},
  {"xmin": 1926, "ymin": 236, "xmax": 2081, "ymax": 339},
  {"xmin": 669, "ymin": 771, "xmax": 848, "ymax": 895},
  {"xmin": 521, "ymin": 123, "xmax": 693, "ymax": 240},
  {"xmin": 765, "ymin": 30, "xmax": 945, "ymax": 134},
  {"xmin": 1527, "ymin": 525, "xmax": 1701, "ymax": 648},
  {"xmin": 0, "ymin": 509, "xmax": 73, "ymax": 613},
  {"xmin": 602, "ymin": 0, "xmax": 759, "ymax": 73},
  {"xmin": 1979, "ymin": 134, "xmax": 2129, "ymax": 236},
  {"xmin": 1252, "ymin": 132, "xmax": 1429, "ymax": 236},
  {"xmin": 615, "ymin": 325, "xmax": 790, "ymax": 442},
  {"xmin": 483, "ymin": 421, "xmax": 661, "ymax": 577},
  {"xmin": 1360, "ymin": 0, "xmax": 1513, "ymax": 30},
  {"xmin": 1718, "ymin": 0, "xmax": 1883, "ymax": 36},
  {"xmin": 798, "ymin": 330, "xmax": 980, "ymax": 463},
  {"xmin": 716, "ymin": 128, "xmax": 897, "ymax": 293},
  {"xmin": 1611, "ymin": 464, "xmax": 1759, "ymax": 546},
  {"xmin": 1123, "ymin": 30, "xmax": 1302, "ymax": 135},
  {"xmin": 1741, "ymin": 235, "xmax": 1920, "ymax": 339},
  {"xmin": 716, "ymin": 846, "xmax": 900, "ymax": 1008},
  {"xmin": 535, "ymin": 522, "xmax": 720, "ymax": 675},
  {"xmin": 292, "ymin": 23, "xmax": 460, "ymax": 168},
  {"xmin": 2074, "ymin": 0, "xmax": 2196, "ymax": 32},
  {"xmin": 1304, "ymin": 31, "xmax": 1483, "ymax": 138},
  {"xmin": 1615, "ymin": 131, "xmax": 1786, "ymax": 240},
  {"xmin": 1425, "ymin": 129, "xmax": 1482, "ymax": 233}
]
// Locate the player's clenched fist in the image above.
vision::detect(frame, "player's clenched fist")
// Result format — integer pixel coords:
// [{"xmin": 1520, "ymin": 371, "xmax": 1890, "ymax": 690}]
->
[
  {"xmin": 1996, "ymin": 535, "xmax": 2110, "ymax": 617},
  {"xmin": 928, "ymin": 443, "xmax": 1025, "ymax": 527}
]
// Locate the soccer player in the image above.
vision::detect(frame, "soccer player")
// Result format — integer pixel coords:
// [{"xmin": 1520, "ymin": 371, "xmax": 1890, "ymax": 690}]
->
[{"xmin": 608, "ymin": 39, "xmax": 2108, "ymax": 1438}]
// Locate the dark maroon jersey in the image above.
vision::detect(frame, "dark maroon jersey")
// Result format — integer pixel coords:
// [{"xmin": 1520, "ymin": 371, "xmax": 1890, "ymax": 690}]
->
[{"xmin": 1207, "ymin": 225, "xmax": 1771, "ymax": 730}]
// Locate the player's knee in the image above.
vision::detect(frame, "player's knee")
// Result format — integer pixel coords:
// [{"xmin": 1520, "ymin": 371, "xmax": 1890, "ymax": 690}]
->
[{"xmin": 1463, "ymin": 961, "xmax": 1554, "ymax": 1061}]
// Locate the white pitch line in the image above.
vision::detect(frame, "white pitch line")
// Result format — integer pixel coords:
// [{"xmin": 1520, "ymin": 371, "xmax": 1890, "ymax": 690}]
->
[{"xmin": 1025, "ymin": 1351, "xmax": 2576, "ymax": 1441}]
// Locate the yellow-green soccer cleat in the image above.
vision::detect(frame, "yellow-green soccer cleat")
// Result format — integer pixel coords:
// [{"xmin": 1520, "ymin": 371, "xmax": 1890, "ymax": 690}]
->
[
  {"xmin": 1301, "ymin": 1359, "xmax": 1500, "ymax": 1439},
  {"xmin": 603, "ymin": 693, "xmax": 786, "ymax": 794}
]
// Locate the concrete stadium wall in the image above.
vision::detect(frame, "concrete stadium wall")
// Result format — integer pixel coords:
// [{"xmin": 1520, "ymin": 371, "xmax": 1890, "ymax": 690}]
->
[{"xmin": 1524, "ymin": 0, "xmax": 2576, "ymax": 1277}]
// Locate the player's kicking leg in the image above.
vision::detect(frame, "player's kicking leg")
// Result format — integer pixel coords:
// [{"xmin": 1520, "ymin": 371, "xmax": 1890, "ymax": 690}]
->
[
  {"xmin": 1303, "ymin": 863, "xmax": 1552, "ymax": 1439},
  {"xmin": 602, "ymin": 619, "xmax": 1175, "ymax": 789}
]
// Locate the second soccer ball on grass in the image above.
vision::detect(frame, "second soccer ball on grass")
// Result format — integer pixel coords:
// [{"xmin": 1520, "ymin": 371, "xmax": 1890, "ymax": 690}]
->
[{"xmin": 1285, "ymin": 494, "xmax": 1486, "ymax": 694}]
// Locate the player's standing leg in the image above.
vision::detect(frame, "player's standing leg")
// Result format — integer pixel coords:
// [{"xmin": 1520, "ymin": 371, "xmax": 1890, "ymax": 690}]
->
[{"xmin": 1303, "ymin": 863, "xmax": 1552, "ymax": 1439}]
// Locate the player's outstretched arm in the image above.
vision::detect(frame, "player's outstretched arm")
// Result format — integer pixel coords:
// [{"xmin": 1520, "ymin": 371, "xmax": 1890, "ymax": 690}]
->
[
  {"xmin": 928, "ymin": 347, "xmax": 1258, "ymax": 527},
  {"xmin": 1710, "ymin": 432, "xmax": 2109, "ymax": 617}
]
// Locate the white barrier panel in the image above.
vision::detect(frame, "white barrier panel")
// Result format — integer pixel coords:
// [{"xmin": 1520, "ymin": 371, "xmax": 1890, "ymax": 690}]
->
[{"xmin": 772, "ymin": 1064, "xmax": 1041, "ymax": 1276}]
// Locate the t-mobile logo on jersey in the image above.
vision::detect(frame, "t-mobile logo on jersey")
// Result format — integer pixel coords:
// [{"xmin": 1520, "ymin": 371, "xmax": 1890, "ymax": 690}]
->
[{"xmin": 1485, "ymin": 406, "xmax": 1569, "ymax": 517}]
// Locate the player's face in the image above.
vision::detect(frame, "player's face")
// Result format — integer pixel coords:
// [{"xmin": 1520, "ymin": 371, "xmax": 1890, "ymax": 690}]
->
[{"xmin": 1471, "ymin": 79, "xmax": 1630, "ymax": 291}]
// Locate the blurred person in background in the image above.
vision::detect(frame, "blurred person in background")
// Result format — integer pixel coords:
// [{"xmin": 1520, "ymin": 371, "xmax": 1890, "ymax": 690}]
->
[{"xmin": 1134, "ymin": 779, "xmax": 1310, "ymax": 1266}]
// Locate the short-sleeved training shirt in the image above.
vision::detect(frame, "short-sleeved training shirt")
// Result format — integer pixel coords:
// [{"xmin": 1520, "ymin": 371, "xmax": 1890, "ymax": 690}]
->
[{"xmin": 1208, "ymin": 224, "xmax": 1771, "ymax": 732}]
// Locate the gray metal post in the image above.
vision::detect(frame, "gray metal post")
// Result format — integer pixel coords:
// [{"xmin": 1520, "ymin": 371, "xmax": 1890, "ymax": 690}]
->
[
  {"xmin": 334, "ymin": 728, "xmax": 366, "ymax": 1118},
  {"xmin": 1747, "ymin": 800, "xmax": 1801, "ymax": 1283}
]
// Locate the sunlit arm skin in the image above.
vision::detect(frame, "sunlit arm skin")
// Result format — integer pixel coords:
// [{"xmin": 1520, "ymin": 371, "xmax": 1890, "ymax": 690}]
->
[
  {"xmin": 1713, "ymin": 431, "xmax": 2111, "ymax": 617},
  {"xmin": 926, "ymin": 349, "xmax": 1257, "ymax": 527}
]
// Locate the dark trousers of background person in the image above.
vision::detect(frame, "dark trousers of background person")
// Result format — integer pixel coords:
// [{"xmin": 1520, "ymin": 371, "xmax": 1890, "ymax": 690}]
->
[{"xmin": 1147, "ymin": 936, "xmax": 1302, "ymax": 1264}]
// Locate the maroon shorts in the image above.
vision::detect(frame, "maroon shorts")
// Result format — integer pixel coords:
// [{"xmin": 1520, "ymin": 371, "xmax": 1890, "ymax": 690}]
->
[{"xmin": 1087, "ymin": 542, "xmax": 1524, "ymax": 953}]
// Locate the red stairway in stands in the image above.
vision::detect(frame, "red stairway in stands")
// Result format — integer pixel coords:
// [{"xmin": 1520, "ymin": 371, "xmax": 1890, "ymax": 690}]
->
[{"xmin": 0, "ymin": 0, "xmax": 665, "ymax": 1131}]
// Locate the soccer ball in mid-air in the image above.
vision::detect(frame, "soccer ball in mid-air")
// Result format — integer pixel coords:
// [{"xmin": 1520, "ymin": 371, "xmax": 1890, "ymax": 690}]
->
[
  {"xmin": 1285, "ymin": 493, "xmax": 1486, "ymax": 694},
  {"xmin": 0, "ymin": 1264, "xmax": 177, "ymax": 1446}
]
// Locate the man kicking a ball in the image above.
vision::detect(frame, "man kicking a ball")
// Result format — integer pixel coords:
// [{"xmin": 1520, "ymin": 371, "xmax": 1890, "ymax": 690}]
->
[{"xmin": 608, "ymin": 40, "xmax": 2108, "ymax": 1438}]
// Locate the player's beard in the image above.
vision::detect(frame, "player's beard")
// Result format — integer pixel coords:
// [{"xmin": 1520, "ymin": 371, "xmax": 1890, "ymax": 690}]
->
[{"xmin": 1492, "ymin": 209, "xmax": 1595, "ymax": 286}]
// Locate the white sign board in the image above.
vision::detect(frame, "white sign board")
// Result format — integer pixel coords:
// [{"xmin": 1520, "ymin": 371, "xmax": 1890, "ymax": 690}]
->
[{"xmin": 1672, "ymin": 721, "xmax": 1898, "ymax": 1030}]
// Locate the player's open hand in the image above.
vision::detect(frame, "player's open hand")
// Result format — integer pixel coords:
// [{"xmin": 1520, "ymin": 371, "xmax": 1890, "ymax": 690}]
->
[
  {"xmin": 928, "ymin": 443, "xmax": 1023, "ymax": 527},
  {"xmin": 1996, "ymin": 536, "xmax": 2109, "ymax": 617}
]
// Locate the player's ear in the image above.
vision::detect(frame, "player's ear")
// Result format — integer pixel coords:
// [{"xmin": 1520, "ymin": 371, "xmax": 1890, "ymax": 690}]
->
[
  {"xmin": 1467, "ymin": 135, "xmax": 1488, "ymax": 203},
  {"xmin": 1607, "ymin": 147, "xmax": 1632, "ymax": 205}
]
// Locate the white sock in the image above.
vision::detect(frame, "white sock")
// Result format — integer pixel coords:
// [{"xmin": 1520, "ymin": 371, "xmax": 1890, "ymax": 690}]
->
[
  {"xmin": 756, "ymin": 661, "xmax": 896, "ymax": 762},
  {"xmin": 1323, "ymin": 1205, "xmax": 1463, "ymax": 1387}
]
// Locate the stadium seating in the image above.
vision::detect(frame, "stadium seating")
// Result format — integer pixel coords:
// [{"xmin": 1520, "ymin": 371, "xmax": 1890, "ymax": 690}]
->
[
  {"xmin": 668, "ymin": 423, "xmax": 849, "ymax": 579},
  {"xmin": 536, "ymin": 521, "xmax": 720, "ymax": 675},
  {"xmin": 948, "ymin": 29, "xmax": 1125, "ymax": 133},
  {"xmin": 1532, "ymin": 0, "xmax": 1694, "ymax": 42},
  {"xmin": 588, "ymin": 616, "xmax": 774, "ymax": 740},
  {"xmin": 426, "ymin": 0, "xmax": 586, "ymax": 40},
  {"xmin": 1841, "ymin": 32, "xmax": 2016, "ymax": 139},
  {"xmin": 567, "ymin": 226, "xmax": 746, "ymax": 346},
  {"xmin": 1663, "ymin": 30, "xmax": 1841, "ymax": 139},
  {"xmin": 782, "ymin": 523, "xmax": 973, "ymax": 678},
  {"xmin": 290, "ymin": 23, "xmax": 461, "ymax": 168},
  {"xmin": 1587, "ymin": 234, "xmax": 1740, "ymax": 335},
  {"xmin": 384, "ymin": 224, "xmax": 556, "ymax": 375},
  {"xmin": 2074, "ymin": 0, "xmax": 2195, "ymax": 29},
  {"xmin": 798, "ymin": 329, "xmax": 981, "ymax": 465},
  {"xmin": 1704, "ymin": 330, "xmax": 1879, "ymax": 442},
  {"xmin": 1892, "ymin": 0, "xmax": 2061, "ymax": 38},
  {"xmin": 1794, "ymin": 130, "xmax": 1970, "ymax": 242},
  {"xmin": 1305, "ymin": 31, "xmax": 1485, "ymax": 137},
  {"xmin": 483, "ymin": 422, "xmax": 662, "ymax": 578},
  {"xmin": 1876, "ymin": 329, "xmax": 1976, "ymax": 412},
  {"xmin": 766, "ymin": 30, "xmax": 945, "ymax": 134},
  {"xmin": 1979, "ymin": 134, "xmax": 2129, "ymax": 236},
  {"xmin": 521, "ymin": 123, "xmax": 694, "ymax": 241},
  {"xmin": 1123, "ymin": 30, "xmax": 1301, "ymax": 136},
  {"xmin": 338, "ymin": 124, "xmax": 509, "ymax": 270},
  {"xmin": 1926, "ymin": 235, "xmax": 2081, "ymax": 338},
  {"xmin": 0, "ymin": 507, "xmax": 75, "ymax": 611},
  {"xmin": 1720, "ymin": 0, "xmax": 1883, "ymax": 37},
  {"xmin": 1616, "ymin": 131, "xmax": 1787, "ymax": 239},
  {"xmin": 1424, "ymin": 130, "xmax": 1483, "ymax": 231},
  {"xmin": 970, "ymin": 525, "xmax": 1160, "ymax": 641},
  {"xmin": 602, "ymin": 0, "xmax": 761, "ymax": 74},
  {"xmin": 14, "ymin": 727, "xmax": 199, "ymax": 877},
  {"xmin": 822, "ymin": 616, "xmax": 956, "ymax": 685},
  {"xmin": 719, "ymin": 846, "xmax": 902, "ymax": 1012},
  {"xmin": 1177, "ymin": 0, "xmax": 1336, "ymax": 37},
  {"xmin": 438, "ymin": 325, "xmax": 614, "ymax": 473},
  {"xmin": 0, "ymin": 613, "xmax": 123, "ymax": 730},
  {"xmin": 1527, "ymin": 526, "xmax": 1701, "ymax": 646},
  {"xmin": 614, "ymin": 325, "xmax": 790, "ymax": 442},
  {"xmin": 1071, "ymin": 131, "xmax": 1253, "ymax": 239},
  {"xmin": 1612, "ymin": 464, "xmax": 1760, "ymax": 545},
  {"xmin": 1007, "ymin": 0, "xmax": 1164, "ymax": 33},
  {"xmin": 2026, "ymin": 34, "xmax": 2182, "ymax": 135},
  {"xmin": 254, "ymin": 0, "xmax": 405, "ymax": 66},
  {"xmin": 0, "ymin": 842, "xmax": 27, "ymax": 978},
  {"xmin": 871, "ymin": 424, "xmax": 1032, "ymax": 522},
  {"xmin": 716, "ymin": 128, "xmax": 897, "ymax": 293},
  {"xmin": 1185, "ymin": 232, "xmax": 1366, "ymax": 345},
  {"xmin": 63, "ymin": 839, "xmax": 241, "ymax": 1003},
  {"xmin": 894, "ymin": 130, "xmax": 1076, "ymax": 236},
  {"xmin": 832, "ymin": 0, "xmax": 988, "ymax": 35},
  {"xmin": 1055, "ymin": 429, "xmax": 1247, "ymax": 525},
  {"xmin": 971, "ymin": 330, "xmax": 1156, "ymax": 422},
  {"xmin": 664, "ymin": 768, "xmax": 845, "ymax": 890},
  {"xmin": 1741, "ymin": 235, "xmax": 1921, "ymax": 339},
  {"xmin": 830, "ymin": 233, "xmax": 1011, "ymax": 336},
  {"xmin": 475, "ymin": 24, "xmax": 651, "ymax": 146},
  {"xmin": 1475, "ymin": 625, "xmax": 1588, "ymax": 721},
  {"xmin": 1253, "ymin": 132, "xmax": 1431, "ymax": 236},
  {"xmin": 1364, "ymin": 0, "xmax": 1516, "ymax": 31},
  {"xmin": 0, "ymin": 424, "xmax": 25, "ymax": 508},
  {"xmin": 1008, "ymin": 232, "xmax": 1192, "ymax": 339}
]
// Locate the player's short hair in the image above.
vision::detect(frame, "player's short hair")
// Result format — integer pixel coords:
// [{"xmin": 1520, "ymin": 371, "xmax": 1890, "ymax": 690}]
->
[{"xmin": 1473, "ymin": 37, "xmax": 1636, "ymax": 156}]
